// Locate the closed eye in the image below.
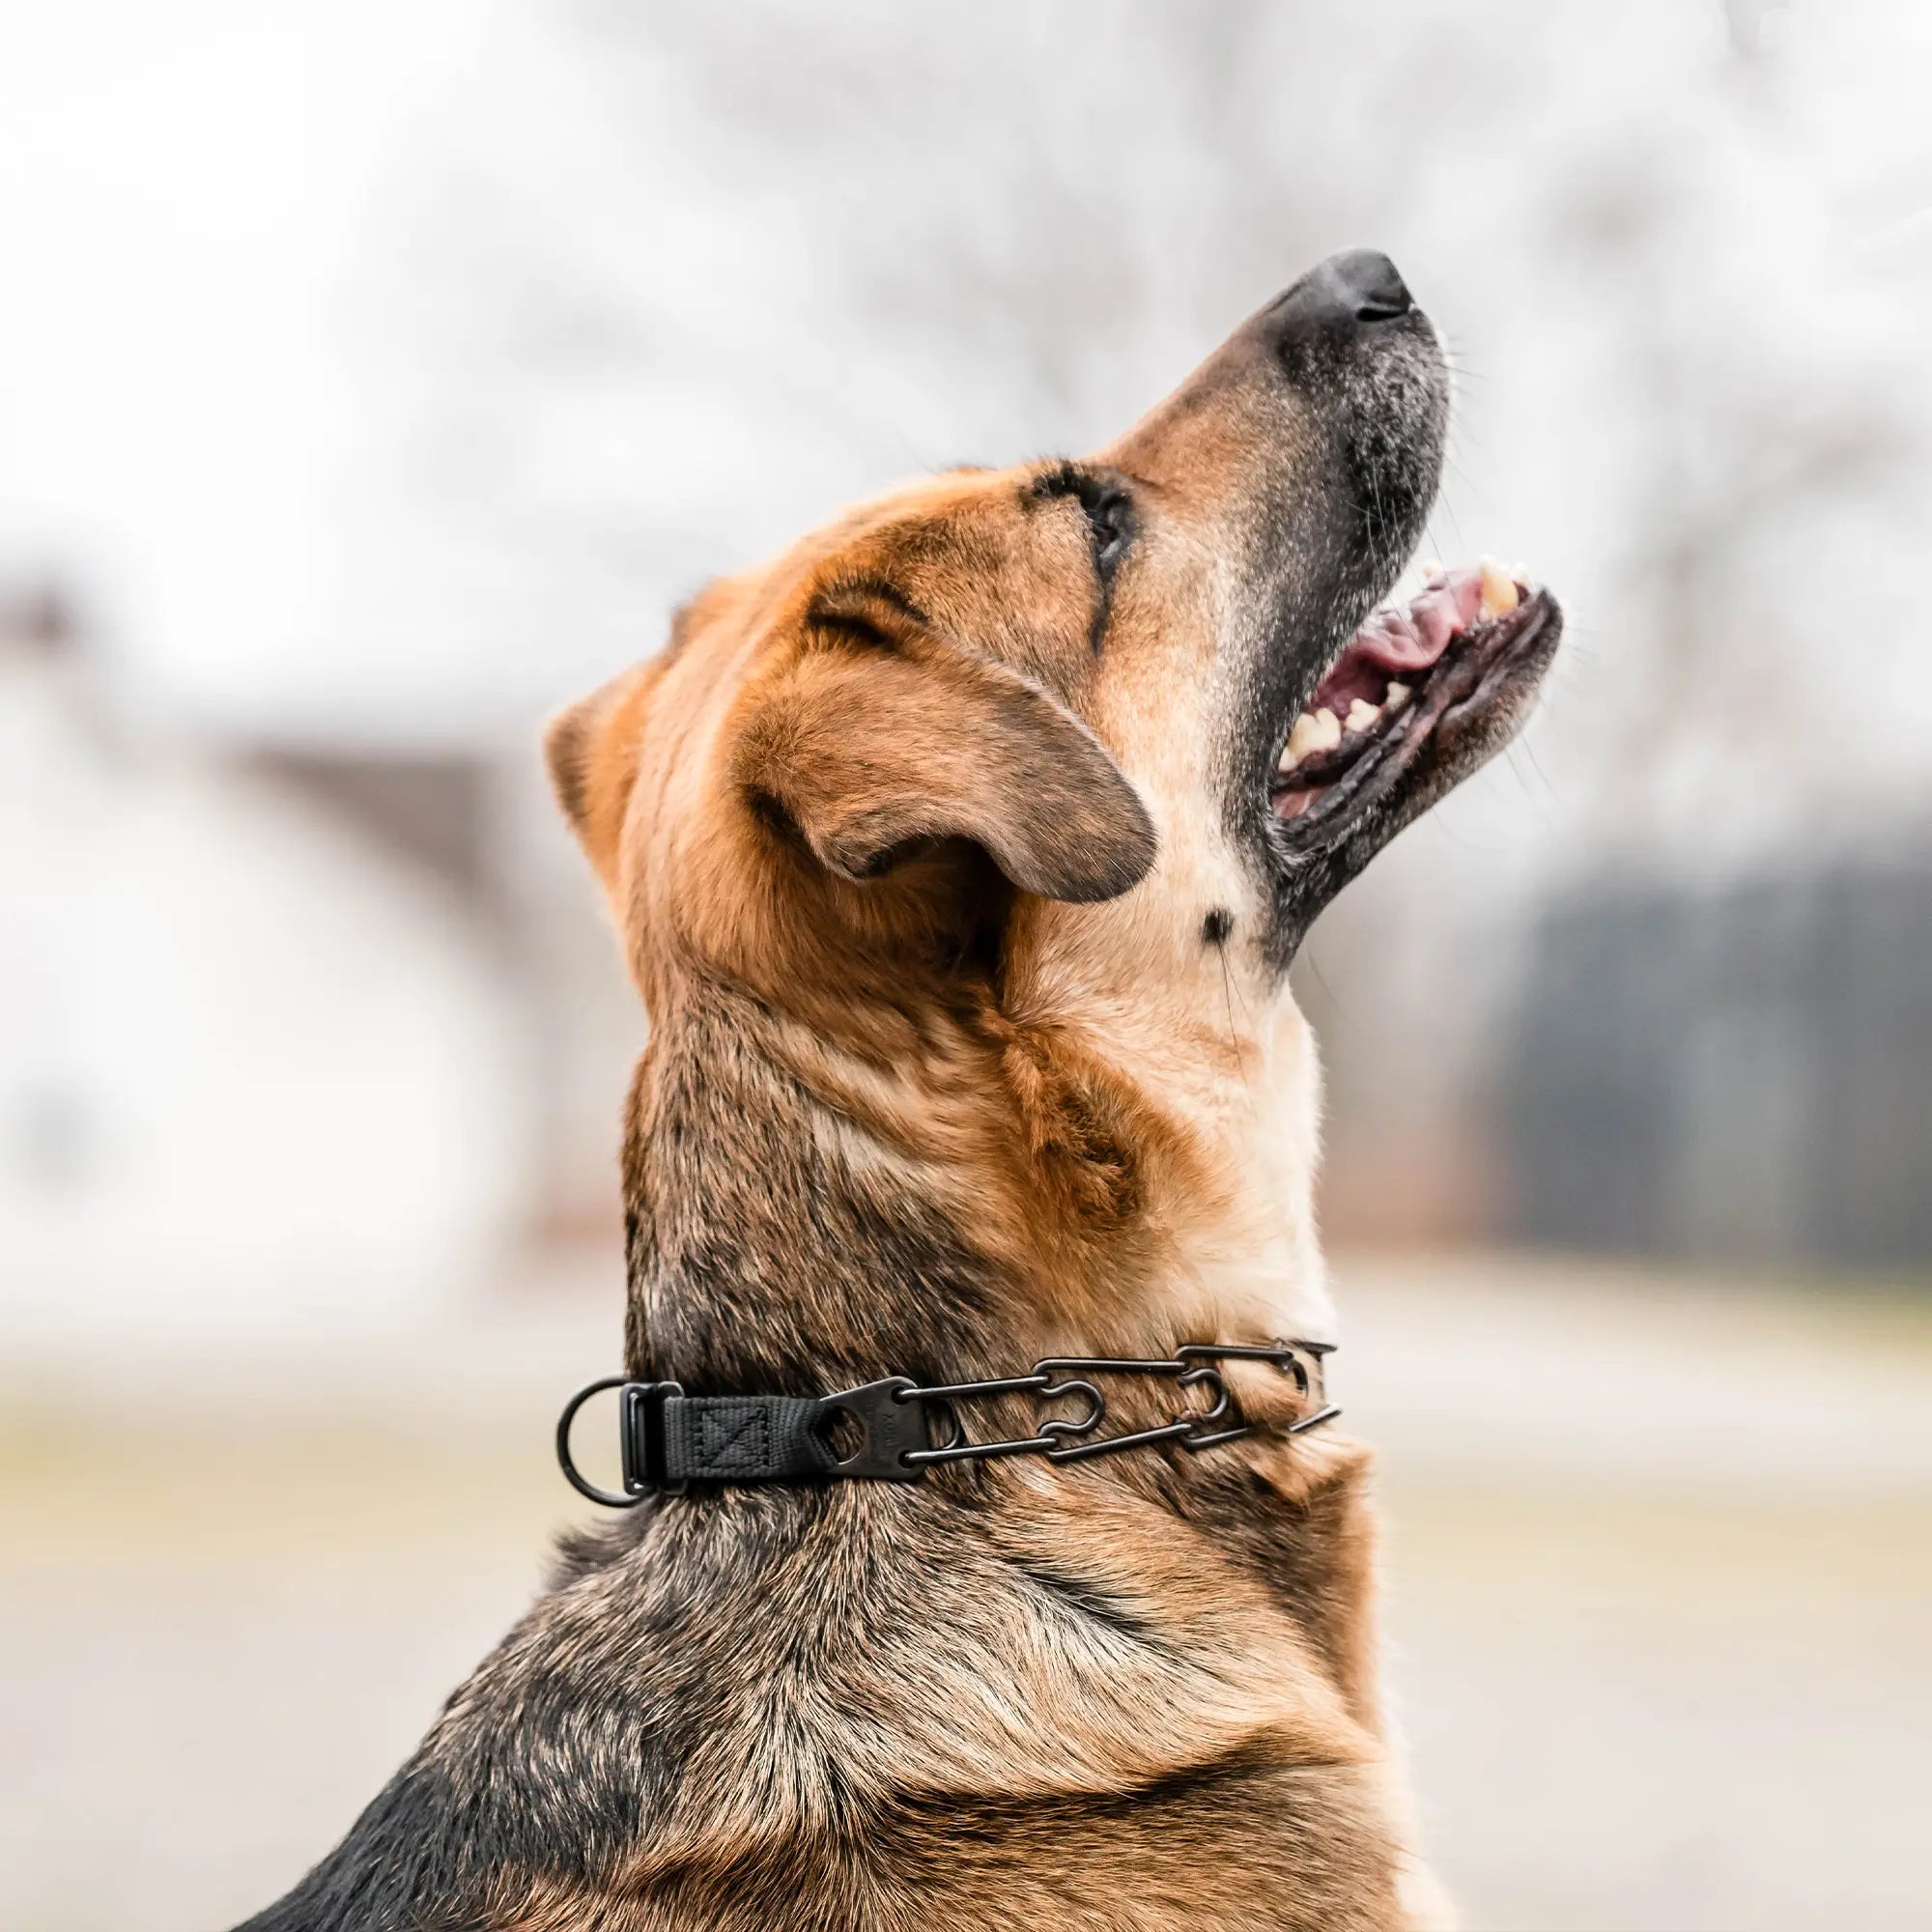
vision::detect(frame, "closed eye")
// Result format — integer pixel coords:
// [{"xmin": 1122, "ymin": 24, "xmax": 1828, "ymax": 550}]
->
[
  {"xmin": 1084, "ymin": 488, "xmax": 1133, "ymax": 579},
  {"xmin": 1030, "ymin": 462, "xmax": 1134, "ymax": 582}
]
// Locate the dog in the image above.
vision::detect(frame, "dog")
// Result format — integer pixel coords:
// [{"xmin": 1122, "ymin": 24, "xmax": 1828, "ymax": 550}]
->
[{"xmin": 240, "ymin": 249, "xmax": 1560, "ymax": 1931}]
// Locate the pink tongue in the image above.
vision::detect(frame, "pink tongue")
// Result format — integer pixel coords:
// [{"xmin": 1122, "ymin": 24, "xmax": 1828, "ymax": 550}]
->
[{"xmin": 1311, "ymin": 568, "xmax": 1483, "ymax": 712}]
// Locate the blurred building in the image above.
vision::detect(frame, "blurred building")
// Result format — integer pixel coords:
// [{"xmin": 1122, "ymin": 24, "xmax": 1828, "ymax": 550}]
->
[
  {"xmin": 0, "ymin": 596, "xmax": 554, "ymax": 1339},
  {"xmin": 1502, "ymin": 855, "xmax": 1932, "ymax": 1269}
]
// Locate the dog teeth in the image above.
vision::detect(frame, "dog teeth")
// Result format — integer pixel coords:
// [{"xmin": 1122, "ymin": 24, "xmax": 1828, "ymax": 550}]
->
[
  {"xmin": 1345, "ymin": 697, "xmax": 1381, "ymax": 734},
  {"xmin": 1384, "ymin": 680, "xmax": 1411, "ymax": 712},
  {"xmin": 1478, "ymin": 555, "xmax": 1519, "ymax": 618},
  {"xmin": 1280, "ymin": 705, "xmax": 1343, "ymax": 769},
  {"xmin": 1418, "ymin": 558, "xmax": 1445, "ymax": 582}
]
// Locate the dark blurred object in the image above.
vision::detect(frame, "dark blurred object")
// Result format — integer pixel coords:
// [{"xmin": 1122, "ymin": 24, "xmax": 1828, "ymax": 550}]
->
[
  {"xmin": 1504, "ymin": 855, "xmax": 1932, "ymax": 1269},
  {"xmin": 248, "ymin": 750, "xmax": 494, "ymax": 901},
  {"xmin": 0, "ymin": 582, "xmax": 81, "ymax": 658}
]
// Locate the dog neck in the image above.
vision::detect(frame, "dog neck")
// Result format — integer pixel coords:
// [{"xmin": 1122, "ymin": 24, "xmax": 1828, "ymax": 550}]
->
[{"xmin": 618, "ymin": 961, "xmax": 1333, "ymax": 1394}]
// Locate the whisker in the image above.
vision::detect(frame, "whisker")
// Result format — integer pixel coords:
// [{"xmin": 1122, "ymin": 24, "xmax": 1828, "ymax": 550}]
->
[
  {"xmin": 1295, "ymin": 944, "xmax": 1357, "ymax": 1037},
  {"xmin": 1518, "ymin": 734, "xmax": 1562, "ymax": 807}
]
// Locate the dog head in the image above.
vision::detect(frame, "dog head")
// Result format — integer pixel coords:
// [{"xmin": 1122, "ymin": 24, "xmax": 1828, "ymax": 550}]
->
[{"xmin": 549, "ymin": 251, "xmax": 1560, "ymax": 1343}]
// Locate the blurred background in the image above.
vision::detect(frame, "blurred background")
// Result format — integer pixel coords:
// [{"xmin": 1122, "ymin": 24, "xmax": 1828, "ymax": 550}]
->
[{"xmin": 3, "ymin": 3, "xmax": 1929, "ymax": 1927}]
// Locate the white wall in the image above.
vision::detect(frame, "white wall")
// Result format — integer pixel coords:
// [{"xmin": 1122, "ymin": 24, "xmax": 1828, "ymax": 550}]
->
[{"xmin": 0, "ymin": 652, "xmax": 532, "ymax": 1340}]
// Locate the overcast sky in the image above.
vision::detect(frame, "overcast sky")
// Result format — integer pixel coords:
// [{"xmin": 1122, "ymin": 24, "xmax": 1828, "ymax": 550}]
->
[{"xmin": 3, "ymin": 0, "xmax": 1929, "ymax": 875}]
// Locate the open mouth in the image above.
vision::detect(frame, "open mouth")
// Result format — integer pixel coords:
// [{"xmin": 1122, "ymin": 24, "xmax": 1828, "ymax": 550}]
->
[{"xmin": 1269, "ymin": 558, "xmax": 1560, "ymax": 841}]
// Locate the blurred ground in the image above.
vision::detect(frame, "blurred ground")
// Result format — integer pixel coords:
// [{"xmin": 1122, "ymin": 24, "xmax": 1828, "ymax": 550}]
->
[{"xmin": 3, "ymin": 1250, "xmax": 1928, "ymax": 1932}]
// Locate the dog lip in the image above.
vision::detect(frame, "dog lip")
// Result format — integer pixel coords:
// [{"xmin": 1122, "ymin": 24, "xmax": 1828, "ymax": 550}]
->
[{"xmin": 1266, "ymin": 586, "xmax": 1560, "ymax": 851}]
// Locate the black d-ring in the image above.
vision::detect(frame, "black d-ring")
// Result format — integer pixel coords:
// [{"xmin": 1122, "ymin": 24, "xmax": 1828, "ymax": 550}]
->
[{"xmin": 555, "ymin": 1376, "xmax": 646, "ymax": 1508}]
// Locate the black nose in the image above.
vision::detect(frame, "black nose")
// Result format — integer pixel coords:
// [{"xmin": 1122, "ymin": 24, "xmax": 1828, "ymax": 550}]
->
[{"xmin": 1271, "ymin": 249, "xmax": 1415, "ymax": 349}]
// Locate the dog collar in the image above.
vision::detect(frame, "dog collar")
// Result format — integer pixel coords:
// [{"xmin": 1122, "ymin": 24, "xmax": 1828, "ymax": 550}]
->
[{"xmin": 555, "ymin": 1340, "xmax": 1338, "ymax": 1507}]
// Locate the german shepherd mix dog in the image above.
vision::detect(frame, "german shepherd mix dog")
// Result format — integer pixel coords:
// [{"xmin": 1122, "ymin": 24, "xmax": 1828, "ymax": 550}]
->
[{"xmin": 242, "ymin": 252, "xmax": 1560, "ymax": 1931}]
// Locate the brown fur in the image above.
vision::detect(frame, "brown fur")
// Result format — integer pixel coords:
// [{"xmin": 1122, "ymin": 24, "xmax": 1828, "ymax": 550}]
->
[{"xmin": 239, "ymin": 263, "xmax": 1548, "ymax": 1932}]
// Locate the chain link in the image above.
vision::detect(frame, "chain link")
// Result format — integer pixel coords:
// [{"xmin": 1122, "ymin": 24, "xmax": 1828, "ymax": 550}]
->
[{"xmin": 893, "ymin": 1341, "xmax": 1336, "ymax": 1469}]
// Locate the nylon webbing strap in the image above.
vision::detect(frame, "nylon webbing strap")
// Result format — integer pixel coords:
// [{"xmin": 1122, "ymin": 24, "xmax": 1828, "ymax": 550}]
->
[{"xmin": 660, "ymin": 1395, "xmax": 834, "ymax": 1484}]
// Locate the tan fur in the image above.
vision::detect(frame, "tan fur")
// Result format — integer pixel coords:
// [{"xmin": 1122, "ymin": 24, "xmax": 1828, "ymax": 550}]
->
[
  {"xmin": 247, "ymin": 273, "xmax": 1514, "ymax": 1932},
  {"xmin": 518, "ymin": 434, "xmax": 1443, "ymax": 1924},
  {"xmin": 545, "ymin": 442, "xmax": 1340, "ymax": 1356}
]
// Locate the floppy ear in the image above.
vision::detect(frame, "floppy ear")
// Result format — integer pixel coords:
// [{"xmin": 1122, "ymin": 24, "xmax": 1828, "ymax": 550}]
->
[
  {"xmin": 735, "ymin": 600, "xmax": 1156, "ymax": 904},
  {"xmin": 543, "ymin": 660, "xmax": 663, "ymax": 885}
]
